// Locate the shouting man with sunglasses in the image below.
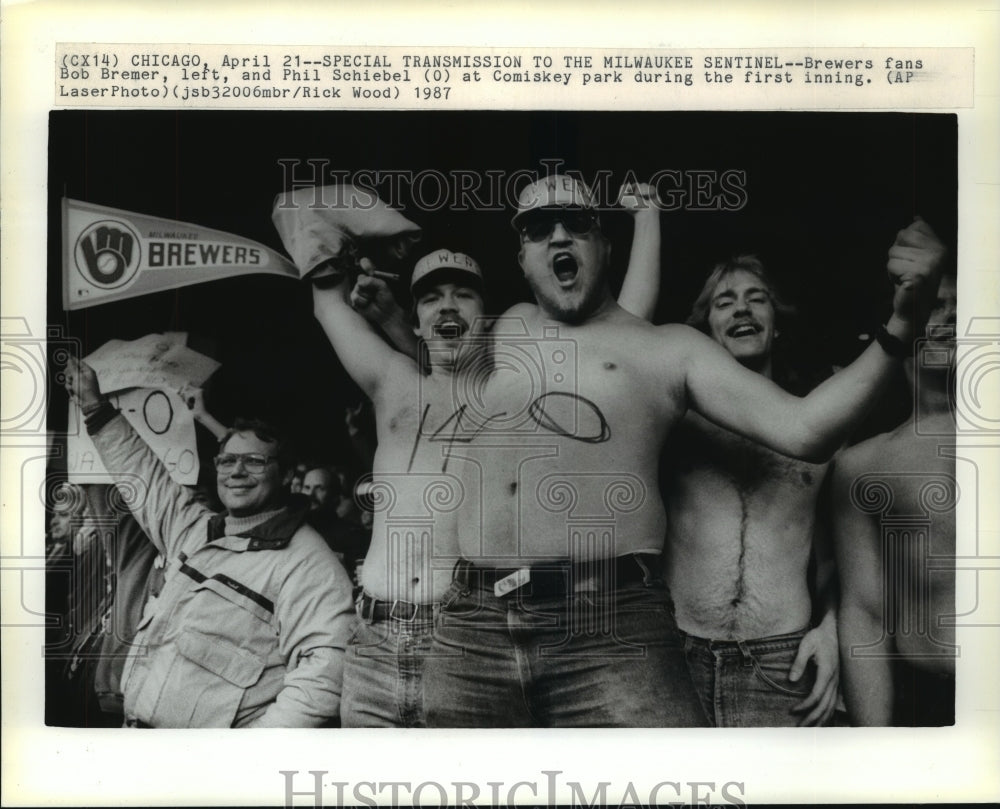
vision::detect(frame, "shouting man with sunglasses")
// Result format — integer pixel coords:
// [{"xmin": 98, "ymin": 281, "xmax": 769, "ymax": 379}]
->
[
  {"xmin": 420, "ymin": 173, "xmax": 945, "ymax": 728},
  {"xmin": 63, "ymin": 359, "xmax": 355, "ymax": 728}
]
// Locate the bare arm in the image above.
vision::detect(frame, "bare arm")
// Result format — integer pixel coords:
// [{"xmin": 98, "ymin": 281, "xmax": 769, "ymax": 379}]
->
[
  {"xmin": 311, "ymin": 270, "xmax": 411, "ymax": 399},
  {"xmin": 351, "ymin": 273, "xmax": 419, "ymax": 360},
  {"xmin": 682, "ymin": 218, "xmax": 946, "ymax": 462},
  {"xmin": 616, "ymin": 182, "xmax": 661, "ymax": 321},
  {"xmin": 178, "ymin": 384, "xmax": 228, "ymax": 441},
  {"xmin": 679, "ymin": 326, "xmax": 897, "ymax": 461},
  {"xmin": 832, "ymin": 451, "xmax": 894, "ymax": 726}
]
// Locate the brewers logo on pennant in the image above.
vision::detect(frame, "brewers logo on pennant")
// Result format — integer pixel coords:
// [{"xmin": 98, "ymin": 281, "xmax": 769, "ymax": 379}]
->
[{"xmin": 74, "ymin": 218, "xmax": 143, "ymax": 290}]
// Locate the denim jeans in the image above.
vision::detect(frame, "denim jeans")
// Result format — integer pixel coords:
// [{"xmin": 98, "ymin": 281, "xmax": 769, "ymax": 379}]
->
[
  {"xmin": 340, "ymin": 601, "xmax": 435, "ymax": 728},
  {"xmin": 423, "ymin": 560, "xmax": 708, "ymax": 728},
  {"xmin": 682, "ymin": 628, "xmax": 817, "ymax": 727}
]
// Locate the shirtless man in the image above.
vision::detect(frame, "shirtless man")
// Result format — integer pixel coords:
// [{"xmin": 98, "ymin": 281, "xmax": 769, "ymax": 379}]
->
[
  {"xmin": 309, "ymin": 247, "xmax": 489, "ymax": 727},
  {"xmin": 662, "ymin": 256, "xmax": 839, "ymax": 727},
  {"xmin": 833, "ymin": 272, "xmax": 957, "ymax": 726},
  {"xmin": 421, "ymin": 174, "xmax": 945, "ymax": 727},
  {"xmin": 335, "ymin": 183, "xmax": 665, "ymax": 728}
]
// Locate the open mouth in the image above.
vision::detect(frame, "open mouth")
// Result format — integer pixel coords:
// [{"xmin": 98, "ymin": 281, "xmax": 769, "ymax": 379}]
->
[
  {"xmin": 552, "ymin": 252, "xmax": 579, "ymax": 285},
  {"xmin": 727, "ymin": 322, "xmax": 761, "ymax": 338},
  {"xmin": 433, "ymin": 319, "xmax": 467, "ymax": 339}
]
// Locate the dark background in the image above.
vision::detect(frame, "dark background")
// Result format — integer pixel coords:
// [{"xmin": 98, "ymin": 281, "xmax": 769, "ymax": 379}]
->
[{"xmin": 47, "ymin": 110, "xmax": 958, "ymax": 468}]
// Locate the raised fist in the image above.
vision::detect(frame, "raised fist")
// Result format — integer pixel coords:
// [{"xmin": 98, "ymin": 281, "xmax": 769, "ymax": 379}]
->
[
  {"xmin": 350, "ymin": 272, "xmax": 404, "ymax": 326},
  {"xmin": 617, "ymin": 181, "xmax": 660, "ymax": 216},
  {"xmin": 177, "ymin": 383, "xmax": 208, "ymax": 419},
  {"xmin": 63, "ymin": 358, "xmax": 105, "ymax": 413},
  {"xmin": 887, "ymin": 217, "xmax": 948, "ymax": 328}
]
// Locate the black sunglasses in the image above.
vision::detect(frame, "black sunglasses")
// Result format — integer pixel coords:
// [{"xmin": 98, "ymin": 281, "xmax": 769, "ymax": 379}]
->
[{"xmin": 519, "ymin": 209, "xmax": 599, "ymax": 242}]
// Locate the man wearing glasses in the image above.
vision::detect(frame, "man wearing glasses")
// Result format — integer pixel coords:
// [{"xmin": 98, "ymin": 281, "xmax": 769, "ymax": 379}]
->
[
  {"xmin": 422, "ymin": 173, "xmax": 945, "ymax": 727},
  {"xmin": 63, "ymin": 359, "xmax": 355, "ymax": 727}
]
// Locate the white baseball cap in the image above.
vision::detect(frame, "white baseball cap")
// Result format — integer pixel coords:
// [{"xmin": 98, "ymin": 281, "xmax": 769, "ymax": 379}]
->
[
  {"xmin": 511, "ymin": 174, "xmax": 599, "ymax": 229},
  {"xmin": 410, "ymin": 249, "xmax": 483, "ymax": 299}
]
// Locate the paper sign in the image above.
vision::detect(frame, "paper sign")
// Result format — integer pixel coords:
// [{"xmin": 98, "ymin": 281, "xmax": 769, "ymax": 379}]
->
[
  {"xmin": 67, "ymin": 388, "xmax": 200, "ymax": 485},
  {"xmin": 85, "ymin": 333, "xmax": 220, "ymax": 393}
]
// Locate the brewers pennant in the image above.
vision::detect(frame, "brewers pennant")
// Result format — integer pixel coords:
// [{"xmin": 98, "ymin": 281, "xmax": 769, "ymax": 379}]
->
[{"xmin": 62, "ymin": 198, "xmax": 300, "ymax": 310}]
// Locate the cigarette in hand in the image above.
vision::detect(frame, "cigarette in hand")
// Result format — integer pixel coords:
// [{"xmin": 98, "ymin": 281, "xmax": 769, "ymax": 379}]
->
[{"xmin": 356, "ymin": 257, "xmax": 400, "ymax": 283}]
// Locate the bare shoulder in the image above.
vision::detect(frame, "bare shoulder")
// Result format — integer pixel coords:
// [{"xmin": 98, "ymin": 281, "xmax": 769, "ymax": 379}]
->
[
  {"xmin": 499, "ymin": 301, "xmax": 540, "ymax": 326},
  {"xmin": 831, "ymin": 431, "xmax": 894, "ymax": 494},
  {"xmin": 504, "ymin": 301, "xmax": 538, "ymax": 317},
  {"xmin": 836, "ymin": 432, "xmax": 888, "ymax": 471},
  {"xmin": 643, "ymin": 321, "xmax": 721, "ymax": 364}
]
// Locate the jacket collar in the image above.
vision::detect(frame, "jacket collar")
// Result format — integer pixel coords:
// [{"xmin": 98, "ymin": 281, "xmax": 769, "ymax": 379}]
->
[{"xmin": 206, "ymin": 501, "xmax": 310, "ymax": 551}]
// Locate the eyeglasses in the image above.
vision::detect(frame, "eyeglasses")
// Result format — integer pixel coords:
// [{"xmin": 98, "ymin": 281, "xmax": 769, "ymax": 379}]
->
[
  {"xmin": 214, "ymin": 453, "xmax": 279, "ymax": 474},
  {"xmin": 519, "ymin": 209, "xmax": 599, "ymax": 242}
]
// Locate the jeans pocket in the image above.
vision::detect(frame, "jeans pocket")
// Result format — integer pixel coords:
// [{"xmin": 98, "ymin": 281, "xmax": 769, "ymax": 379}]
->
[
  {"xmin": 751, "ymin": 656, "xmax": 811, "ymax": 698},
  {"xmin": 439, "ymin": 577, "xmax": 471, "ymax": 610}
]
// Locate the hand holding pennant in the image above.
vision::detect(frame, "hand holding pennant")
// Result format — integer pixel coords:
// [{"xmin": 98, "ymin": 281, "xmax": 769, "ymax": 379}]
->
[{"xmin": 271, "ymin": 184, "xmax": 422, "ymax": 282}]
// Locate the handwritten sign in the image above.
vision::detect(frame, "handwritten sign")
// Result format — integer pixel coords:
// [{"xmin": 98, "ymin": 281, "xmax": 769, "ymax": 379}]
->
[{"xmin": 67, "ymin": 387, "xmax": 199, "ymax": 485}]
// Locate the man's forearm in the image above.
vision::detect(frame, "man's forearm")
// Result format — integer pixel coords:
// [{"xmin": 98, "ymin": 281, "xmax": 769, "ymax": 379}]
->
[
  {"xmin": 840, "ymin": 607, "xmax": 894, "ymax": 726},
  {"xmin": 796, "ymin": 340, "xmax": 903, "ymax": 461},
  {"xmin": 87, "ymin": 405, "xmax": 205, "ymax": 557},
  {"xmin": 618, "ymin": 212, "xmax": 661, "ymax": 321}
]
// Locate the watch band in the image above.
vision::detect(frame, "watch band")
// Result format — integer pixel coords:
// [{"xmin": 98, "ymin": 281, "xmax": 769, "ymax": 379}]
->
[{"xmin": 875, "ymin": 324, "xmax": 910, "ymax": 359}]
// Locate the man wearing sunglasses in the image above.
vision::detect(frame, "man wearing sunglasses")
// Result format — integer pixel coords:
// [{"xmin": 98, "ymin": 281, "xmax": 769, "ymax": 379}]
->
[
  {"xmin": 421, "ymin": 173, "xmax": 946, "ymax": 727},
  {"xmin": 63, "ymin": 359, "xmax": 355, "ymax": 728}
]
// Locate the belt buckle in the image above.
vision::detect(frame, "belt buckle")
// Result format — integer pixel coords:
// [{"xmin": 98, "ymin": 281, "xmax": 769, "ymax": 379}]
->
[
  {"xmin": 389, "ymin": 599, "xmax": 418, "ymax": 622},
  {"xmin": 494, "ymin": 567, "xmax": 530, "ymax": 597}
]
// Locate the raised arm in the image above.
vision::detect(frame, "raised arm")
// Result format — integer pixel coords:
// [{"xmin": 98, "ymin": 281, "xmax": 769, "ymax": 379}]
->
[
  {"xmin": 831, "ymin": 448, "xmax": 894, "ymax": 725},
  {"xmin": 350, "ymin": 271, "xmax": 419, "ymax": 360},
  {"xmin": 311, "ymin": 266, "xmax": 412, "ymax": 399},
  {"xmin": 681, "ymin": 218, "xmax": 946, "ymax": 462},
  {"xmin": 616, "ymin": 182, "xmax": 661, "ymax": 321},
  {"xmin": 64, "ymin": 358, "xmax": 208, "ymax": 558},
  {"xmin": 178, "ymin": 383, "xmax": 228, "ymax": 441}
]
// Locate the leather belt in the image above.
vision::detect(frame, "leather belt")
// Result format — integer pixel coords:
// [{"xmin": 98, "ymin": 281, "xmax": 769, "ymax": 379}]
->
[
  {"xmin": 356, "ymin": 591, "xmax": 435, "ymax": 623},
  {"xmin": 453, "ymin": 553, "xmax": 661, "ymax": 598}
]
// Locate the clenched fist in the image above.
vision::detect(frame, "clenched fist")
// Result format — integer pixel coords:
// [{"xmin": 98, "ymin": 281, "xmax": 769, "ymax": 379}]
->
[{"xmin": 887, "ymin": 217, "xmax": 948, "ymax": 336}]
